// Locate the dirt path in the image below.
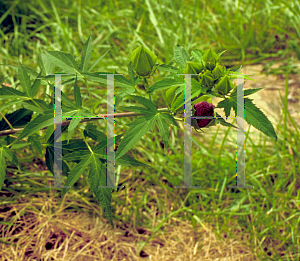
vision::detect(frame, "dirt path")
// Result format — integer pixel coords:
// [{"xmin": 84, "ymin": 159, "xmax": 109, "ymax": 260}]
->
[{"xmin": 240, "ymin": 63, "xmax": 300, "ymax": 129}]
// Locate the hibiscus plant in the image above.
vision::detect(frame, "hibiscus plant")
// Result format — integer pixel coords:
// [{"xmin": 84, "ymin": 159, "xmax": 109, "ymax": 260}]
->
[{"xmin": 0, "ymin": 36, "xmax": 277, "ymax": 227}]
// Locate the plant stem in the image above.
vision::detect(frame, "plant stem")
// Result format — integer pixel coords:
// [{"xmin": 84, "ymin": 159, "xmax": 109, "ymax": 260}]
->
[
  {"xmin": 143, "ymin": 78, "xmax": 151, "ymax": 101},
  {"xmin": 157, "ymin": 108, "xmax": 170, "ymax": 113},
  {"xmin": 1, "ymin": 108, "xmax": 170, "ymax": 137},
  {"xmin": 0, "ymin": 111, "xmax": 14, "ymax": 130},
  {"xmin": 174, "ymin": 117, "xmax": 184, "ymax": 121},
  {"xmin": 30, "ymin": 98, "xmax": 45, "ymax": 113},
  {"xmin": 79, "ymin": 128, "xmax": 93, "ymax": 153}
]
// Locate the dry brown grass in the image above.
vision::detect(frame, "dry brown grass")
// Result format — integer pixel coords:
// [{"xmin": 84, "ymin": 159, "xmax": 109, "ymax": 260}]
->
[{"xmin": 0, "ymin": 187, "xmax": 257, "ymax": 261}]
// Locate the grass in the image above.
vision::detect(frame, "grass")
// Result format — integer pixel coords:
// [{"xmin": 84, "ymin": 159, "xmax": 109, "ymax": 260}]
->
[{"xmin": 0, "ymin": 0, "xmax": 300, "ymax": 260}]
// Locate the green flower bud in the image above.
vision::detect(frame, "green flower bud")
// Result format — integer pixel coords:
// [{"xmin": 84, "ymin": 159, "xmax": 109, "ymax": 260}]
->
[
  {"xmin": 130, "ymin": 46, "xmax": 157, "ymax": 77},
  {"xmin": 215, "ymin": 75, "xmax": 235, "ymax": 95},
  {"xmin": 202, "ymin": 47, "xmax": 219, "ymax": 71},
  {"xmin": 183, "ymin": 61, "xmax": 204, "ymax": 81},
  {"xmin": 199, "ymin": 70, "xmax": 214, "ymax": 88},
  {"xmin": 202, "ymin": 47, "xmax": 219, "ymax": 63},
  {"xmin": 212, "ymin": 64, "xmax": 226, "ymax": 79},
  {"xmin": 205, "ymin": 60, "xmax": 216, "ymax": 71},
  {"xmin": 165, "ymin": 86, "xmax": 179, "ymax": 108}
]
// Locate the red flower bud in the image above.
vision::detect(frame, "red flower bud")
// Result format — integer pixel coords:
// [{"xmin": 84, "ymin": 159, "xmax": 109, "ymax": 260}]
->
[{"xmin": 194, "ymin": 101, "xmax": 215, "ymax": 128}]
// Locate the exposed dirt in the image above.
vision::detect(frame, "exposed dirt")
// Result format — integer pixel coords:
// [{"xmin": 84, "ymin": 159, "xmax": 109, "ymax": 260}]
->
[
  {"xmin": 240, "ymin": 63, "xmax": 300, "ymax": 129},
  {"xmin": 0, "ymin": 189, "xmax": 257, "ymax": 261}
]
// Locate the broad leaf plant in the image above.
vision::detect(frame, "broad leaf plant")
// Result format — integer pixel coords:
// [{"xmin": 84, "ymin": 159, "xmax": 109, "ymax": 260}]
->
[{"xmin": 0, "ymin": 36, "xmax": 277, "ymax": 227}]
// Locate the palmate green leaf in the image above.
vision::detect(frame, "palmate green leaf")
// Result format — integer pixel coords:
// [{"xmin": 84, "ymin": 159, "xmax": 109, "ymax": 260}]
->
[
  {"xmin": 237, "ymin": 98, "xmax": 277, "ymax": 140},
  {"xmin": 215, "ymin": 113, "xmax": 237, "ymax": 129},
  {"xmin": 115, "ymin": 113, "xmax": 157, "ymax": 160},
  {"xmin": 68, "ymin": 112, "xmax": 82, "ymax": 132},
  {"xmin": 21, "ymin": 99, "xmax": 51, "ymax": 114},
  {"xmin": 45, "ymin": 146, "xmax": 70, "ymax": 176},
  {"xmin": 89, "ymin": 154, "xmax": 114, "ymax": 227},
  {"xmin": 62, "ymin": 95, "xmax": 78, "ymax": 111},
  {"xmin": 31, "ymin": 72, "xmax": 42, "ymax": 98},
  {"xmin": 115, "ymin": 76, "xmax": 137, "ymax": 107},
  {"xmin": 84, "ymin": 123, "xmax": 107, "ymax": 142},
  {"xmin": 0, "ymin": 86, "xmax": 26, "ymax": 98},
  {"xmin": 216, "ymin": 98, "xmax": 233, "ymax": 118},
  {"xmin": 156, "ymin": 113, "xmax": 170, "ymax": 149},
  {"xmin": 48, "ymin": 83, "xmax": 78, "ymax": 110},
  {"xmin": 46, "ymin": 125, "xmax": 69, "ymax": 144},
  {"xmin": 0, "ymin": 148, "xmax": 6, "ymax": 191},
  {"xmin": 46, "ymin": 125, "xmax": 55, "ymax": 143},
  {"xmin": 38, "ymin": 52, "xmax": 55, "ymax": 75},
  {"xmin": 63, "ymin": 150, "xmax": 90, "ymax": 161},
  {"xmin": 156, "ymin": 64, "xmax": 178, "ymax": 73},
  {"xmin": 60, "ymin": 154, "xmax": 92, "ymax": 201},
  {"xmin": 47, "ymin": 138, "xmax": 89, "ymax": 168},
  {"xmin": 63, "ymin": 146, "xmax": 148, "ymax": 168},
  {"xmin": 12, "ymin": 109, "xmax": 54, "ymax": 144},
  {"xmin": 114, "ymin": 74, "xmax": 137, "ymax": 89},
  {"xmin": 28, "ymin": 134, "xmax": 43, "ymax": 154},
  {"xmin": 117, "ymin": 106, "xmax": 152, "ymax": 115},
  {"xmin": 2, "ymin": 147, "xmax": 19, "ymax": 167},
  {"xmin": 9, "ymin": 140, "xmax": 31, "ymax": 150},
  {"xmin": 229, "ymin": 87, "xmax": 265, "ymax": 100},
  {"xmin": 160, "ymin": 113, "xmax": 179, "ymax": 129},
  {"xmin": 63, "ymin": 139, "xmax": 89, "ymax": 153},
  {"xmin": 81, "ymin": 35, "xmax": 93, "ymax": 72},
  {"xmin": 115, "ymin": 87, "xmax": 136, "ymax": 107},
  {"xmin": 147, "ymin": 77, "xmax": 185, "ymax": 94},
  {"xmin": 229, "ymin": 72, "xmax": 255, "ymax": 81},
  {"xmin": 129, "ymin": 95, "xmax": 157, "ymax": 113},
  {"xmin": 174, "ymin": 77, "xmax": 203, "ymax": 96},
  {"xmin": 171, "ymin": 78, "xmax": 204, "ymax": 112},
  {"xmin": 74, "ymin": 75, "xmax": 82, "ymax": 109},
  {"xmin": 165, "ymin": 86, "xmax": 180, "ymax": 108},
  {"xmin": 63, "ymin": 135, "xmax": 123, "ymax": 162},
  {"xmin": 174, "ymin": 45, "xmax": 190, "ymax": 69},
  {"xmin": 113, "ymin": 64, "xmax": 140, "ymax": 107},
  {"xmin": 0, "ymin": 108, "xmax": 33, "ymax": 131},
  {"xmin": 115, "ymin": 154, "xmax": 149, "ymax": 167},
  {"xmin": 244, "ymin": 87, "xmax": 264, "ymax": 96},
  {"xmin": 83, "ymin": 71, "xmax": 137, "ymax": 90},
  {"xmin": 45, "ymin": 136, "xmax": 85, "ymax": 175},
  {"xmin": 18, "ymin": 62, "xmax": 31, "ymax": 97},
  {"xmin": 0, "ymin": 146, "xmax": 20, "ymax": 189},
  {"xmin": 228, "ymin": 65, "xmax": 242, "ymax": 73},
  {"xmin": 191, "ymin": 49, "xmax": 205, "ymax": 64},
  {"xmin": 93, "ymin": 135, "xmax": 123, "ymax": 154},
  {"xmin": 44, "ymin": 51, "xmax": 80, "ymax": 74},
  {"xmin": 43, "ymin": 74, "xmax": 81, "ymax": 87},
  {"xmin": 171, "ymin": 92, "xmax": 186, "ymax": 112},
  {"xmin": 218, "ymin": 86, "xmax": 267, "ymax": 117},
  {"xmin": 218, "ymin": 94, "xmax": 277, "ymax": 139}
]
